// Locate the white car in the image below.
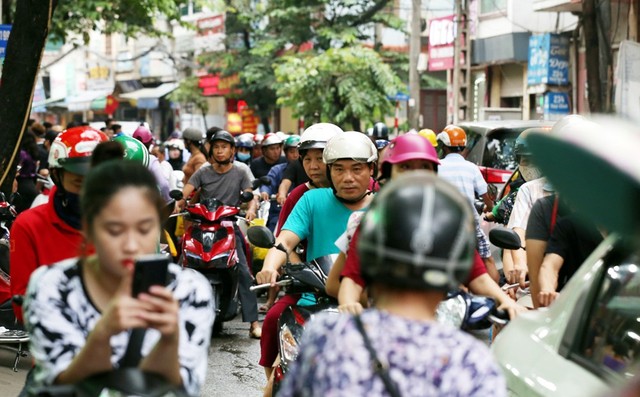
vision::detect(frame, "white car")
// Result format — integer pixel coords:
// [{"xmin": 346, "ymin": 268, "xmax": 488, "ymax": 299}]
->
[
  {"xmin": 492, "ymin": 234, "xmax": 638, "ymax": 396},
  {"xmin": 491, "ymin": 116, "xmax": 640, "ymax": 396}
]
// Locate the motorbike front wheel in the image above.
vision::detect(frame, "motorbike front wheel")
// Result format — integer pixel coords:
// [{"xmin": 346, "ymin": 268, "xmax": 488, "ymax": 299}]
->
[{"xmin": 212, "ymin": 285, "xmax": 223, "ymax": 336}]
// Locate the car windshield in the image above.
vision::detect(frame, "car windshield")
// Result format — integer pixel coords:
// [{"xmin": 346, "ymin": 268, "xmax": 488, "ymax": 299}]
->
[{"xmin": 483, "ymin": 130, "xmax": 520, "ymax": 171}]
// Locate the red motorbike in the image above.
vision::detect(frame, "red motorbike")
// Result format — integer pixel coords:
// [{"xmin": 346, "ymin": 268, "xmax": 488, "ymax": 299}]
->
[{"xmin": 177, "ymin": 192, "xmax": 254, "ymax": 334}]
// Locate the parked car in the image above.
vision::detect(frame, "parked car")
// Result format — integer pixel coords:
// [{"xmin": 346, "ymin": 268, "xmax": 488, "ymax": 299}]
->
[
  {"xmin": 491, "ymin": 116, "xmax": 640, "ymax": 396},
  {"xmin": 492, "ymin": 234, "xmax": 638, "ymax": 396},
  {"xmin": 457, "ymin": 120, "xmax": 554, "ymax": 195}
]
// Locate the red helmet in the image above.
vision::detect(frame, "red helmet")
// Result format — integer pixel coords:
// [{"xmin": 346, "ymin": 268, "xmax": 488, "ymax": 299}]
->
[
  {"xmin": 48, "ymin": 126, "xmax": 109, "ymax": 175},
  {"xmin": 381, "ymin": 133, "xmax": 440, "ymax": 179},
  {"xmin": 133, "ymin": 124, "xmax": 154, "ymax": 145}
]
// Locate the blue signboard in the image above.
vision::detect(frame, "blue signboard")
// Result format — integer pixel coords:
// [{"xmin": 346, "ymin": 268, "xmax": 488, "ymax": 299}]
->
[
  {"xmin": 543, "ymin": 92, "xmax": 570, "ymax": 118},
  {"xmin": 527, "ymin": 33, "xmax": 570, "ymax": 86},
  {"xmin": 0, "ymin": 25, "xmax": 11, "ymax": 59}
]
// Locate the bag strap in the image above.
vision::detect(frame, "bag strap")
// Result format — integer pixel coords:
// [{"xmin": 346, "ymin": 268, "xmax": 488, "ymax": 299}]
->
[
  {"xmin": 119, "ymin": 328, "xmax": 147, "ymax": 368},
  {"xmin": 353, "ymin": 315, "xmax": 402, "ymax": 397},
  {"xmin": 549, "ymin": 195, "xmax": 560, "ymax": 235}
]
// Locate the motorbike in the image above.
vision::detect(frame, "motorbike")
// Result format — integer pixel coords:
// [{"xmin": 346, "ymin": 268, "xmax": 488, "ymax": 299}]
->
[
  {"xmin": 172, "ymin": 190, "xmax": 255, "ymax": 335},
  {"xmin": 247, "ymin": 226, "xmax": 338, "ymax": 395},
  {"xmin": 27, "ymin": 329, "xmax": 188, "ymax": 397},
  {"xmin": 488, "ymin": 226, "xmax": 534, "ymax": 308},
  {"xmin": 436, "ymin": 290, "xmax": 509, "ymax": 332}
]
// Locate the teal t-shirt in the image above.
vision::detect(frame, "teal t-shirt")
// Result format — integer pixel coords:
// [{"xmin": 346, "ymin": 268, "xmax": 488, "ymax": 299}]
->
[{"xmin": 283, "ymin": 188, "xmax": 359, "ymax": 261}]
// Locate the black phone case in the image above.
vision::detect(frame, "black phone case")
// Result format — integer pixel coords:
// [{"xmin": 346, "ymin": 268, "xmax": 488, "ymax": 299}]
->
[{"xmin": 132, "ymin": 254, "xmax": 170, "ymax": 297}]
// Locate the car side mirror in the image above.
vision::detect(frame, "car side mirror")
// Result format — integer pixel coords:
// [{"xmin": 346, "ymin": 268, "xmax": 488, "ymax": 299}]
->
[{"xmin": 489, "ymin": 227, "xmax": 524, "ymax": 250}]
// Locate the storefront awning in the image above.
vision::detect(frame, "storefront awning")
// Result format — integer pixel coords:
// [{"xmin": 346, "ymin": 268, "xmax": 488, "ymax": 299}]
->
[
  {"xmin": 65, "ymin": 90, "xmax": 113, "ymax": 112},
  {"xmin": 120, "ymin": 83, "xmax": 177, "ymax": 109},
  {"xmin": 31, "ymin": 96, "xmax": 67, "ymax": 111}
]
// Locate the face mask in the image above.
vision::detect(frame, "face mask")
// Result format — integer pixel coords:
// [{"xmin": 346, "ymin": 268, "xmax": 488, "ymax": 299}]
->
[
  {"xmin": 237, "ymin": 152, "xmax": 251, "ymax": 161},
  {"xmin": 519, "ymin": 165, "xmax": 542, "ymax": 182}
]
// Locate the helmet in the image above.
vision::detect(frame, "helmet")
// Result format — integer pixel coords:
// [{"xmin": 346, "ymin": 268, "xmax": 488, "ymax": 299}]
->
[
  {"xmin": 261, "ymin": 133, "xmax": 283, "ymax": 147},
  {"xmin": 182, "ymin": 127, "xmax": 204, "ymax": 143},
  {"xmin": 132, "ymin": 125, "xmax": 154, "ymax": 145},
  {"xmin": 166, "ymin": 138, "xmax": 185, "ymax": 151},
  {"xmin": 515, "ymin": 127, "xmax": 551, "ymax": 158},
  {"xmin": 323, "ymin": 131, "xmax": 378, "ymax": 165},
  {"xmin": 284, "ymin": 135, "xmax": 301, "ymax": 148},
  {"xmin": 113, "ymin": 135, "xmax": 150, "ymax": 167},
  {"xmin": 375, "ymin": 139, "xmax": 390, "ymax": 150},
  {"xmin": 358, "ymin": 171, "xmax": 475, "ymax": 291},
  {"xmin": 382, "ymin": 134, "xmax": 440, "ymax": 170},
  {"xmin": 253, "ymin": 134, "xmax": 264, "ymax": 145},
  {"xmin": 370, "ymin": 122, "xmax": 389, "ymax": 140},
  {"xmin": 299, "ymin": 123, "xmax": 343, "ymax": 151},
  {"xmin": 236, "ymin": 133, "xmax": 255, "ymax": 149},
  {"xmin": 275, "ymin": 131, "xmax": 289, "ymax": 141},
  {"xmin": 418, "ymin": 129, "xmax": 438, "ymax": 147},
  {"xmin": 48, "ymin": 126, "xmax": 109, "ymax": 175},
  {"xmin": 209, "ymin": 130, "xmax": 235, "ymax": 146},
  {"xmin": 437, "ymin": 125, "xmax": 467, "ymax": 147}
]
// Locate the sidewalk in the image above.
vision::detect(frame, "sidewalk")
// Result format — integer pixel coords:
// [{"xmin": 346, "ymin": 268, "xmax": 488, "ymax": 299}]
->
[{"xmin": 0, "ymin": 349, "xmax": 30, "ymax": 396}]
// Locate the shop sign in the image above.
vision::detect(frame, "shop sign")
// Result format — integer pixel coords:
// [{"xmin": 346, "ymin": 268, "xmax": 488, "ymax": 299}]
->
[
  {"xmin": 527, "ymin": 33, "xmax": 570, "ymax": 86},
  {"xmin": 428, "ymin": 15, "xmax": 456, "ymax": 71}
]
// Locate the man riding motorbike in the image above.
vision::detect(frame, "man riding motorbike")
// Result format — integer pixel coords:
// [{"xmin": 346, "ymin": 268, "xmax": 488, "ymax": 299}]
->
[{"xmin": 256, "ymin": 130, "xmax": 376, "ymax": 384}]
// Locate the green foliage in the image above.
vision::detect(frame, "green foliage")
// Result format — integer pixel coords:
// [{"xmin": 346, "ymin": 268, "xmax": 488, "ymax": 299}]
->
[
  {"xmin": 274, "ymin": 46, "xmax": 403, "ymax": 129},
  {"xmin": 49, "ymin": 0, "xmax": 188, "ymax": 44}
]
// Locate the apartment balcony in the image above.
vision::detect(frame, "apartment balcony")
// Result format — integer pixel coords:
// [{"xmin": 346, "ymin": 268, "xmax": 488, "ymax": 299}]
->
[{"xmin": 534, "ymin": 0, "xmax": 582, "ymax": 13}]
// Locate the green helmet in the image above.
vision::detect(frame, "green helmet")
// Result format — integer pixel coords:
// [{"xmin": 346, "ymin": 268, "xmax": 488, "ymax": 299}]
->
[
  {"xmin": 113, "ymin": 135, "xmax": 150, "ymax": 167},
  {"xmin": 284, "ymin": 135, "xmax": 301, "ymax": 148}
]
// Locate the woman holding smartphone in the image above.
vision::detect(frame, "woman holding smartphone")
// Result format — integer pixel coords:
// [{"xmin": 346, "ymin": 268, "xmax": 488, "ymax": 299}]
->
[{"xmin": 23, "ymin": 160, "xmax": 215, "ymax": 396}]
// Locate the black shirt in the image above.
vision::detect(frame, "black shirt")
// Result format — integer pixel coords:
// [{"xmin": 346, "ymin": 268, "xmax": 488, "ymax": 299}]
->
[
  {"xmin": 545, "ymin": 214, "xmax": 603, "ymax": 290},
  {"xmin": 282, "ymin": 160, "xmax": 309, "ymax": 188}
]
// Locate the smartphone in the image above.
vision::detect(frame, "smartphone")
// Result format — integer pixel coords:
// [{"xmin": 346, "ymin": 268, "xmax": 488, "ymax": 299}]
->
[{"xmin": 131, "ymin": 253, "xmax": 170, "ymax": 297}]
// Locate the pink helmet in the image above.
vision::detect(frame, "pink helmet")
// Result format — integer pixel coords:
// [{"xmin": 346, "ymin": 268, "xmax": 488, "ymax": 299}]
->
[
  {"xmin": 381, "ymin": 133, "xmax": 440, "ymax": 178},
  {"xmin": 133, "ymin": 125, "xmax": 154, "ymax": 145}
]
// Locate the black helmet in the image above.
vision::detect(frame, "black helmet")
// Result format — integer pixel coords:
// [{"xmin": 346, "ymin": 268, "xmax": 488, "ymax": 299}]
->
[
  {"xmin": 209, "ymin": 130, "xmax": 235, "ymax": 147},
  {"xmin": 358, "ymin": 171, "xmax": 475, "ymax": 291},
  {"xmin": 370, "ymin": 122, "xmax": 389, "ymax": 140}
]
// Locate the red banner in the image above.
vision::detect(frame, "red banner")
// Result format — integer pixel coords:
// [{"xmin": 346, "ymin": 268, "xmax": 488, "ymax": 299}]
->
[{"xmin": 198, "ymin": 74, "xmax": 240, "ymax": 96}]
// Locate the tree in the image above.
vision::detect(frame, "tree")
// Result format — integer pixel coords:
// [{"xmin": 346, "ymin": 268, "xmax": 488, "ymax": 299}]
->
[
  {"xmin": 274, "ymin": 46, "xmax": 403, "ymax": 131},
  {"xmin": 196, "ymin": 0, "xmax": 402, "ymax": 132},
  {"xmin": 0, "ymin": 0, "xmax": 187, "ymax": 195}
]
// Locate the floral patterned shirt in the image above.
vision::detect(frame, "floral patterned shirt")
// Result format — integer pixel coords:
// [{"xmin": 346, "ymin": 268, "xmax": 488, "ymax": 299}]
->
[{"xmin": 278, "ymin": 309, "xmax": 507, "ymax": 397}]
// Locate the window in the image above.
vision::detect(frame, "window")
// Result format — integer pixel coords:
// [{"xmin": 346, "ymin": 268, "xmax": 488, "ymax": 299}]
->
[
  {"xmin": 574, "ymin": 253, "xmax": 640, "ymax": 380},
  {"xmin": 480, "ymin": 0, "xmax": 507, "ymax": 14}
]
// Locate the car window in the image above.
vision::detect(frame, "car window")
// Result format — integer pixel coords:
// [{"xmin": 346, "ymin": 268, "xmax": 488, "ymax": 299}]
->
[
  {"xmin": 482, "ymin": 130, "xmax": 520, "ymax": 171},
  {"xmin": 574, "ymin": 253, "xmax": 640, "ymax": 380}
]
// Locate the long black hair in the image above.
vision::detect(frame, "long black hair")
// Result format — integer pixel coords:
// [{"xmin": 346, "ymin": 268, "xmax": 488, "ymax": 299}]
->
[{"xmin": 81, "ymin": 160, "xmax": 165, "ymax": 231}]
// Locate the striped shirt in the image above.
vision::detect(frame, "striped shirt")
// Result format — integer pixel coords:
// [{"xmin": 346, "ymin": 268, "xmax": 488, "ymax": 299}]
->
[{"xmin": 438, "ymin": 153, "xmax": 487, "ymax": 204}]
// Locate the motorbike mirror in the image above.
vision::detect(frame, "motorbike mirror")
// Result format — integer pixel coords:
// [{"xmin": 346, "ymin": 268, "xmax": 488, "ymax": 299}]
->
[
  {"xmin": 240, "ymin": 191, "xmax": 255, "ymax": 203},
  {"xmin": 169, "ymin": 190, "xmax": 183, "ymax": 200},
  {"xmin": 252, "ymin": 176, "xmax": 271, "ymax": 190},
  {"xmin": 489, "ymin": 227, "xmax": 524, "ymax": 250},
  {"xmin": 247, "ymin": 226, "xmax": 276, "ymax": 249}
]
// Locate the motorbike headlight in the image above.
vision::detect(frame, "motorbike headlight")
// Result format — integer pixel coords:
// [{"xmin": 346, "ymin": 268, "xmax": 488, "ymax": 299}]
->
[
  {"xmin": 279, "ymin": 324, "xmax": 299, "ymax": 365},
  {"xmin": 435, "ymin": 294, "xmax": 467, "ymax": 328}
]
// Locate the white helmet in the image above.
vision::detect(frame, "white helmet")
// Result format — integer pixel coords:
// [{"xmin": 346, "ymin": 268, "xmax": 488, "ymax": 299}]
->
[
  {"xmin": 262, "ymin": 132, "xmax": 283, "ymax": 147},
  {"xmin": 299, "ymin": 123, "xmax": 344, "ymax": 151},
  {"xmin": 323, "ymin": 131, "xmax": 378, "ymax": 165},
  {"xmin": 275, "ymin": 131, "xmax": 289, "ymax": 141}
]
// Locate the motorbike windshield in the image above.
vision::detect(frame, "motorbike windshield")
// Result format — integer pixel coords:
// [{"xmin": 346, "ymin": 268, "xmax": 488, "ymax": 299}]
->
[{"xmin": 201, "ymin": 198, "xmax": 224, "ymax": 212}]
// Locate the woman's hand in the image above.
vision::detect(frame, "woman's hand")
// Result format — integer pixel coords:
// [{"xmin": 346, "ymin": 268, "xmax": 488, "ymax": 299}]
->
[{"xmin": 138, "ymin": 286, "xmax": 180, "ymax": 340}]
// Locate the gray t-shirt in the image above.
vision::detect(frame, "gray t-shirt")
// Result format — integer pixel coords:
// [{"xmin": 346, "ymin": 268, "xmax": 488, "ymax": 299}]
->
[{"xmin": 188, "ymin": 163, "xmax": 251, "ymax": 206}]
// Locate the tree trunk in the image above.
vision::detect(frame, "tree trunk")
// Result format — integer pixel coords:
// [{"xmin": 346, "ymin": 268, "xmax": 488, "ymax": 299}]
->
[
  {"xmin": 0, "ymin": 0, "xmax": 54, "ymax": 196},
  {"xmin": 583, "ymin": 0, "xmax": 603, "ymax": 113}
]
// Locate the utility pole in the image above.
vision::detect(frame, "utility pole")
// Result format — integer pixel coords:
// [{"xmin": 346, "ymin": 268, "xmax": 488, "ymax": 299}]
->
[
  {"xmin": 408, "ymin": 0, "xmax": 421, "ymax": 130},
  {"xmin": 452, "ymin": 0, "xmax": 470, "ymax": 123}
]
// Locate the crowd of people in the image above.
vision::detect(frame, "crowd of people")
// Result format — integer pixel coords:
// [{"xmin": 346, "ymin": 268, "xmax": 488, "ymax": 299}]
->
[{"xmin": 1, "ymin": 114, "xmax": 620, "ymax": 396}]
